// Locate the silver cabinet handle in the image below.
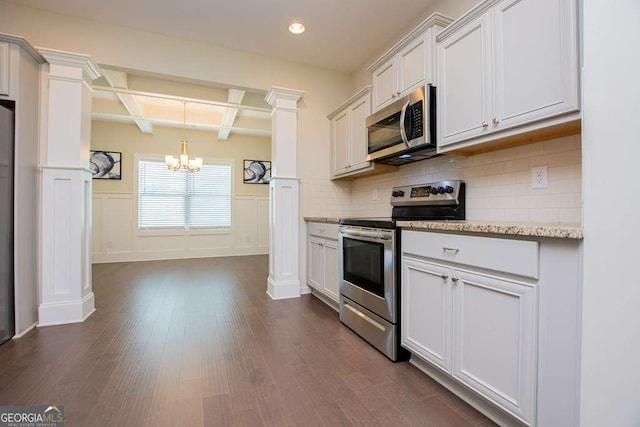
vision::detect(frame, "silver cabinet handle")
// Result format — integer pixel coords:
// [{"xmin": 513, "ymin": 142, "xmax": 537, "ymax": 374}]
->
[
  {"xmin": 442, "ymin": 247, "xmax": 460, "ymax": 254},
  {"xmin": 493, "ymin": 117, "xmax": 500, "ymax": 125},
  {"xmin": 482, "ymin": 122, "xmax": 489, "ymax": 128},
  {"xmin": 441, "ymin": 274, "xmax": 448, "ymax": 280},
  {"xmin": 451, "ymin": 277, "xmax": 459, "ymax": 283}
]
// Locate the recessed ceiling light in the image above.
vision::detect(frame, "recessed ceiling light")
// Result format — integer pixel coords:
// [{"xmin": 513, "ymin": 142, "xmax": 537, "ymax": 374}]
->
[{"xmin": 288, "ymin": 21, "xmax": 305, "ymax": 35}]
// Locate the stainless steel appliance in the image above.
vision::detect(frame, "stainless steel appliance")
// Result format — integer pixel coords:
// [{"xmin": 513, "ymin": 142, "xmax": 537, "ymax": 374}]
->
[
  {"xmin": 365, "ymin": 85, "xmax": 437, "ymax": 166},
  {"xmin": 0, "ymin": 102, "xmax": 15, "ymax": 346},
  {"xmin": 339, "ymin": 180, "xmax": 465, "ymax": 361}
]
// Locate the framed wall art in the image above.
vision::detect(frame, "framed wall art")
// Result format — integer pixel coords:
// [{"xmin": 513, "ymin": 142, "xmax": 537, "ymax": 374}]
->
[
  {"xmin": 243, "ymin": 160, "xmax": 271, "ymax": 184},
  {"xmin": 90, "ymin": 151, "xmax": 122, "ymax": 180}
]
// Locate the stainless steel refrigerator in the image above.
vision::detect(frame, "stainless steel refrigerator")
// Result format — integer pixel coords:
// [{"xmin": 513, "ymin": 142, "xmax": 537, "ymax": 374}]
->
[{"xmin": 0, "ymin": 102, "xmax": 15, "ymax": 345}]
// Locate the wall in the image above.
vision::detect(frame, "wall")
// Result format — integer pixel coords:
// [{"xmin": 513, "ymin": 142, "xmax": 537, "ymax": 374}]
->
[
  {"xmin": 350, "ymin": 136, "xmax": 582, "ymax": 223},
  {"xmin": 580, "ymin": 0, "xmax": 640, "ymax": 426},
  {"xmin": 91, "ymin": 121, "xmax": 270, "ymax": 262}
]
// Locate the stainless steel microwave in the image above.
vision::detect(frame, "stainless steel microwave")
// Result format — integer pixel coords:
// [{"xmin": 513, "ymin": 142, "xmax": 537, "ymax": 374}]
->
[{"xmin": 365, "ymin": 85, "xmax": 437, "ymax": 165}]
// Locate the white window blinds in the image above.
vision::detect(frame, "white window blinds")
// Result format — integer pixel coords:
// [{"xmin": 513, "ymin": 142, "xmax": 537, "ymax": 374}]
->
[{"xmin": 138, "ymin": 157, "xmax": 232, "ymax": 229}]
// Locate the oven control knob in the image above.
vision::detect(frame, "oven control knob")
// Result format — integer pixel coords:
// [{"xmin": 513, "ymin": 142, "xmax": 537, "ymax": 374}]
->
[
  {"xmin": 446, "ymin": 186, "xmax": 454, "ymax": 193},
  {"xmin": 430, "ymin": 187, "xmax": 438, "ymax": 195},
  {"xmin": 437, "ymin": 186, "xmax": 446, "ymax": 194},
  {"xmin": 396, "ymin": 190, "xmax": 405, "ymax": 197}
]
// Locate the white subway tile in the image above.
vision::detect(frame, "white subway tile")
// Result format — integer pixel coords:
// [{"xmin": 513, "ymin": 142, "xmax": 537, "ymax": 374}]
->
[
  {"xmin": 549, "ymin": 165, "xmax": 576, "ymax": 181},
  {"xmin": 559, "ymin": 208, "xmax": 581, "ymax": 224},
  {"xmin": 465, "ymin": 163, "xmax": 505, "ymax": 177},
  {"xmin": 529, "ymin": 208, "xmax": 559, "ymax": 223},
  {"xmin": 471, "ymin": 152, "xmax": 495, "ymax": 166},
  {"xmin": 491, "ymin": 197, "xmax": 518, "ymax": 209},
  {"xmin": 558, "ymin": 149, "xmax": 582, "ymax": 166},
  {"xmin": 504, "ymin": 209, "xmax": 531, "ymax": 222},
  {"xmin": 517, "ymin": 195, "xmax": 544, "ymax": 209},
  {"xmin": 543, "ymin": 193, "xmax": 577, "ymax": 208},
  {"xmin": 530, "ymin": 153, "xmax": 559, "ymax": 167},
  {"xmin": 503, "ymin": 158, "xmax": 531, "ymax": 173},
  {"xmin": 492, "ymin": 172, "xmax": 520, "ymax": 186}
]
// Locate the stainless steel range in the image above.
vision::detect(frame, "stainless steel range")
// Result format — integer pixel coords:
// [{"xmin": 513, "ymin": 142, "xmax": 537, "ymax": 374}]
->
[{"xmin": 338, "ymin": 180, "xmax": 465, "ymax": 361}]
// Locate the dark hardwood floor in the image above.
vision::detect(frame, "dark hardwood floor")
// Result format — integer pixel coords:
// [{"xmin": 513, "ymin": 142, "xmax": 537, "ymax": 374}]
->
[{"xmin": 0, "ymin": 255, "xmax": 494, "ymax": 426}]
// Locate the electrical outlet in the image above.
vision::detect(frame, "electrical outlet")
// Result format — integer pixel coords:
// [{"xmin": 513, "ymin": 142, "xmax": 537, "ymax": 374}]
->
[
  {"xmin": 531, "ymin": 165, "xmax": 548, "ymax": 189},
  {"xmin": 372, "ymin": 188, "xmax": 378, "ymax": 200},
  {"xmin": 106, "ymin": 240, "xmax": 113, "ymax": 249}
]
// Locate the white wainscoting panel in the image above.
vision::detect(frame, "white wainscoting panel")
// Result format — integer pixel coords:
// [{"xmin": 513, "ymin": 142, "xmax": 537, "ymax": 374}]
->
[{"xmin": 91, "ymin": 194, "xmax": 269, "ymax": 263}]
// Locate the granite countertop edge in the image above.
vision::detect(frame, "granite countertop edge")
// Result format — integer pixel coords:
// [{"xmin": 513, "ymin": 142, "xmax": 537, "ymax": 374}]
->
[
  {"xmin": 396, "ymin": 220, "xmax": 583, "ymax": 239},
  {"xmin": 304, "ymin": 217, "xmax": 341, "ymax": 224}
]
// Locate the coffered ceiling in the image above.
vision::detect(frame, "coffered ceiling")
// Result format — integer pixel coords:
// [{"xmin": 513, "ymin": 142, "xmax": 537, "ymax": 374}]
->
[{"xmin": 92, "ymin": 68, "xmax": 273, "ymax": 139}]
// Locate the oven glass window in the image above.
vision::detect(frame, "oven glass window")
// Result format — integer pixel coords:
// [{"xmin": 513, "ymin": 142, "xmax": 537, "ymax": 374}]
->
[{"xmin": 342, "ymin": 237, "xmax": 385, "ymax": 298}]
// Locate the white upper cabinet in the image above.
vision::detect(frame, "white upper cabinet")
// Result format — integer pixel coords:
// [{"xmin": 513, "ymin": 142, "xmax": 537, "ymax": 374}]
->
[
  {"xmin": 371, "ymin": 58, "xmax": 396, "ymax": 110},
  {"xmin": 437, "ymin": 0, "xmax": 580, "ymax": 152},
  {"xmin": 0, "ymin": 42, "xmax": 10, "ymax": 96},
  {"xmin": 438, "ymin": 12, "xmax": 493, "ymax": 146},
  {"xmin": 369, "ymin": 13, "xmax": 453, "ymax": 112},
  {"xmin": 329, "ymin": 86, "xmax": 396, "ymax": 180},
  {"xmin": 329, "ymin": 87, "xmax": 372, "ymax": 178},
  {"xmin": 332, "ymin": 109, "xmax": 349, "ymax": 175}
]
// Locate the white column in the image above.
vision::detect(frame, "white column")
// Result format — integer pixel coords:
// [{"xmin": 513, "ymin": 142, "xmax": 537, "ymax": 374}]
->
[
  {"xmin": 38, "ymin": 48, "xmax": 100, "ymax": 326},
  {"xmin": 265, "ymin": 87, "xmax": 304, "ymax": 300}
]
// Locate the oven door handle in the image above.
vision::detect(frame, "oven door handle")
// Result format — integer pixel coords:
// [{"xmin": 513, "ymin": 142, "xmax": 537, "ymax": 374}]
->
[{"xmin": 340, "ymin": 229, "xmax": 392, "ymax": 241}]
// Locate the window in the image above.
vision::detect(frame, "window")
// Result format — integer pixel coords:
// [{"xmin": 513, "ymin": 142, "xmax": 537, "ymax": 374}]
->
[{"xmin": 137, "ymin": 157, "xmax": 232, "ymax": 230}]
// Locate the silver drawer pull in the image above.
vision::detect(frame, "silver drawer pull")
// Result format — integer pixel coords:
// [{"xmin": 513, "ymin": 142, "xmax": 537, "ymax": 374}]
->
[
  {"xmin": 441, "ymin": 274, "xmax": 448, "ymax": 280},
  {"xmin": 452, "ymin": 277, "xmax": 459, "ymax": 283},
  {"xmin": 442, "ymin": 247, "xmax": 460, "ymax": 254},
  {"xmin": 344, "ymin": 303, "xmax": 385, "ymax": 332}
]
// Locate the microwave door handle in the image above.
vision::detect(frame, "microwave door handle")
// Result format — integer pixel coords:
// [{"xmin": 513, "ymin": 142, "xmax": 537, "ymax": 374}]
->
[{"xmin": 399, "ymin": 100, "xmax": 411, "ymax": 147}]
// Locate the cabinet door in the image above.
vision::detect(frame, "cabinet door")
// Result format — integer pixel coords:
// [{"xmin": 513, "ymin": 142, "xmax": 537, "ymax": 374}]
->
[
  {"xmin": 347, "ymin": 95, "xmax": 371, "ymax": 172},
  {"xmin": 0, "ymin": 42, "xmax": 9, "ymax": 96},
  {"xmin": 452, "ymin": 269, "xmax": 536, "ymax": 424},
  {"xmin": 331, "ymin": 110, "xmax": 349, "ymax": 176},
  {"xmin": 493, "ymin": 0, "xmax": 579, "ymax": 130},
  {"xmin": 323, "ymin": 240, "xmax": 339, "ymax": 302},
  {"xmin": 308, "ymin": 238, "xmax": 324, "ymax": 290},
  {"xmin": 372, "ymin": 58, "xmax": 396, "ymax": 111},
  {"xmin": 402, "ymin": 258, "xmax": 452, "ymax": 372},
  {"xmin": 398, "ymin": 35, "xmax": 426, "ymax": 95},
  {"xmin": 438, "ymin": 12, "xmax": 492, "ymax": 147}
]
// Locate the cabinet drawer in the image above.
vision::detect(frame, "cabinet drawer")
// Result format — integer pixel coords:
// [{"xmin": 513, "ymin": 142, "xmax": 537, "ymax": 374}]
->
[
  {"xmin": 307, "ymin": 222, "xmax": 339, "ymax": 240},
  {"xmin": 402, "ymin": 230, "xmax": 539, "ymax": 279}
]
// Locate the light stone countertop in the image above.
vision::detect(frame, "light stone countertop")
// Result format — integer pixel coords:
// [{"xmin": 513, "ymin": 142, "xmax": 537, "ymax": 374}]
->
[
  {"xmin": 304, "ymin": 217, "xmax": 341, "ymax": 224},
  {"xmin": 397, "ymin": 220, "xmax": 583, "ymax": 239}
]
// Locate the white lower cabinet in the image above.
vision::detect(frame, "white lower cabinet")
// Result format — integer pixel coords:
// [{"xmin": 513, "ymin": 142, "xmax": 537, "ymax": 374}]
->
[
  {"xmin": 402, "ymin": 256, "xmax": 536, "ymax": 424},
  {"xmin": 307, "ymin": 222, "xmax": 339, "ymax": 304},
  {"xmin": 451, "ymin": 269, "xmax": 536, "ymax": 424},
  {"xmin": 402, "ymin": 229, "xmax": 583, "ymax": 426}
]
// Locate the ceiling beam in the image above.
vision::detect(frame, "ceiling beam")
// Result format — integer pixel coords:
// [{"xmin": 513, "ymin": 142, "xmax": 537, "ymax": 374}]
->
[
  {"xmin": 91, "ymin": 112, "xmax": 271, "ymax": 137},
  {"xmin": 92, "ymin": 85, "xmax": 271, "ymax": 113},
  {"xmin": 102, "ymin": 69, "xmax": 154, "ymax": 134},
  {"xmin": 218, "ymin": 89, "xmax": 245, "ymax": 141}
]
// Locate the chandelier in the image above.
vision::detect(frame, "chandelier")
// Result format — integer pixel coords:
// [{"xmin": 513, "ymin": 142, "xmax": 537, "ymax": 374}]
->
[{"xmin": 165, "ymin": 101, "xmax": 203, "ymax": 172}]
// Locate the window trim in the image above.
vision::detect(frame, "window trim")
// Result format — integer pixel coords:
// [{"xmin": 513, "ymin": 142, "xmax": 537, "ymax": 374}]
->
[{"xmin": 134, "ymin": 153, "xmax": 234, "ymax": 236}]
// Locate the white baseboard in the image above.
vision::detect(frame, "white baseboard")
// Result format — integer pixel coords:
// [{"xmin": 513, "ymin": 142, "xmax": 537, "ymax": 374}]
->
[
  {"xmin": 12, "ymin": 321, "xmax": 37, "ymax": 338},
  {"xmin": 38, "ymin": 292, "xmax": 96, "ymax": 327},
  {"xmin": 267, "ymin": 277, "xmax": 301, "ymax": 300}
]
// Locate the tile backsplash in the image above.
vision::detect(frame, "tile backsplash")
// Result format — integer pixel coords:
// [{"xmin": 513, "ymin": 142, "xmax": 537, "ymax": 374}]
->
[{"xmin": 349, "ymin": 135, "xmax": 582, "ymax": 224}]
